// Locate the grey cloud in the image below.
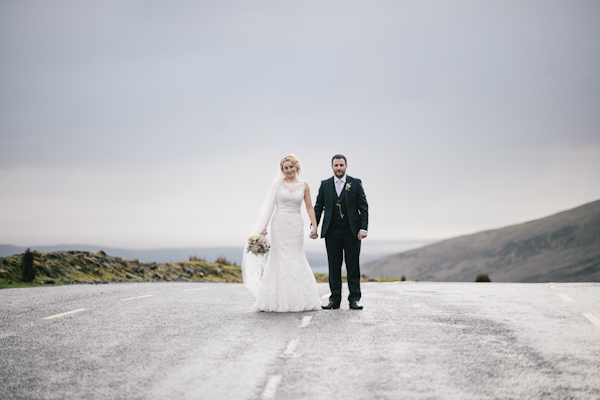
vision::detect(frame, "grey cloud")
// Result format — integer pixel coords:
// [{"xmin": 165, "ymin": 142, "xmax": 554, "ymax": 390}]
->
[{"xmin": 1, "ymin": 1, "xmax": 599, "ymax": 246}]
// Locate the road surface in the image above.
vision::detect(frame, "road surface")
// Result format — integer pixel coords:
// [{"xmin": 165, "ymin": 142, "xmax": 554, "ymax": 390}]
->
[{"xmin": 1, "ymin": 281, "xmax": 599, "ymax": 399}]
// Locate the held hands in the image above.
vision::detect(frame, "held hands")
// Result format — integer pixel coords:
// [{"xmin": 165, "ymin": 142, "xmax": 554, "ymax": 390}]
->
[
  {"xmin": 309, "ymin": 227, "xmax": 318, "ymax": 240},
  {"xmin": 358, "ymin": 230, "xmax": 368, "ymax": 240}
]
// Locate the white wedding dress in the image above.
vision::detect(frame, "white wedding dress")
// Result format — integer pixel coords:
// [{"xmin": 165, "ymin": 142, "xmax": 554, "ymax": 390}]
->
[{"xmin": 254, "ymin": 180, "xmax": 322, "ymax": 312}]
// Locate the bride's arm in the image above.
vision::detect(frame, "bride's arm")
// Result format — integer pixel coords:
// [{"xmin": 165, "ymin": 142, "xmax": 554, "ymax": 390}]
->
[{"xmin": 303, "ymin": 182, "xmax": 318, "ymax": 238}]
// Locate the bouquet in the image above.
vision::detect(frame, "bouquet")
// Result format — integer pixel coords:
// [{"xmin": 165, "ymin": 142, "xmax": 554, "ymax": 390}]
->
[{"xmin": 247, "ymin": 234, "xmax": 270, "ymax": 255}]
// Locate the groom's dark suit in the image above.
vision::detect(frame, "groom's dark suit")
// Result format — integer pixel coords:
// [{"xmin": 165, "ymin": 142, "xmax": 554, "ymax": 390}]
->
[{"xmin": 314, "ymin": 175, "xmax": 368, "ymax": 304}]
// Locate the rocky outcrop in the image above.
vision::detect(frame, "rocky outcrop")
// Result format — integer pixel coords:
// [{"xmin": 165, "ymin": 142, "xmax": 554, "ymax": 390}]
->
[{"xmin": 0, "ymin": 250, "xmax": 243, "ymax": 286}]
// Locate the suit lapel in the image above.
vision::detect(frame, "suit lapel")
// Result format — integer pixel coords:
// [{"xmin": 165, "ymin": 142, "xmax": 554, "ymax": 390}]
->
[{"xmin": 344, "ymin": 176, "xmax": 353, "ymax": 205}]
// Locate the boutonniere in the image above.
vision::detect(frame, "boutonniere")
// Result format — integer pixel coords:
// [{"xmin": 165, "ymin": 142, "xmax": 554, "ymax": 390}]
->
[{"xmin": 345, "ymin": 182, "xmax": 351, "ymax": 191}]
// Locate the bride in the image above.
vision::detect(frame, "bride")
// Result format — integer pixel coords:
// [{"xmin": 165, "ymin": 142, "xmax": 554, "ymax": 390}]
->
[{"xmin": 242, "ymin": 154, "xmax": 322, "ymax": 312}]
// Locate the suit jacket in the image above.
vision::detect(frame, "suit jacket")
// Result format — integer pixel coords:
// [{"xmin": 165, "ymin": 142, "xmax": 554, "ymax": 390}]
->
[{"xmin": 314, "ymin": 175, "xmax": 368, "ymax": 238}]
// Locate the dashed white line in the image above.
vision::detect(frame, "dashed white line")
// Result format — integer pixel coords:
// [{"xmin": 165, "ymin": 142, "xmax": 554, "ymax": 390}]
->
[
  {"xmin": 280, "ymin": 339, "xmax": 299, "ymax": 358},
  {"xmin": 299, "ymin": 316, "xmax": 312, "ymax": 328},
  {"xmin": 557, "ymin": 294, "xmax": 574, "ymax": 303},
  {"xmin": 43, "ymin": 309, "xmax": 86, "ymax": 320},
  {"xmin": 261, "ymin": 375, "xmax": 282, "ymax": 399},
  {"xmin": 120, "ymin": 295, "xmax": 153, "ymax": 301},
  {"xmin": 583, "ymin": 313, "xmax": 600, "ymax": 329}
]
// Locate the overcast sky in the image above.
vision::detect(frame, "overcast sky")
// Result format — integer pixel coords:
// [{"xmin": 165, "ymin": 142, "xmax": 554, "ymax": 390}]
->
[{"xmin": 1, "ymin": 1, "xmax": 599, "ymax": 252}]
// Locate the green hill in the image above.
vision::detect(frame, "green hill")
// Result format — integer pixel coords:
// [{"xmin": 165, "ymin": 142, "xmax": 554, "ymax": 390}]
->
[
  {"xmin": 362, "ymin": 199, "xmax": 600, "ymax": 282},
  {"xmin": 0, "ymin": 250, "xmax": 243, "ymax": 289}
]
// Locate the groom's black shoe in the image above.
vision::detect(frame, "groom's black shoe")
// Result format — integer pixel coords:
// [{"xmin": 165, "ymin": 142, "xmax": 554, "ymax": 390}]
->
[
  {"xmin": 322, "ymin": 301, "xmax": 340, "ymax": 310},
  {"xmin": 349, "ymin": 301, "xmax": 363, "ymax": 310}
]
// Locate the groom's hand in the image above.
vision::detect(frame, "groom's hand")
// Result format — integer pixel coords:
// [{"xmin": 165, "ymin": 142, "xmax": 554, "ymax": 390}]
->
[{"xmin": 358, "ymin": 230, "xmax": 368, "ymax": 240}]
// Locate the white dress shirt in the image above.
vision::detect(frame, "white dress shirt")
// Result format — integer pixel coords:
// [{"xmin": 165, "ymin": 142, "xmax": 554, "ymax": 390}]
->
[{"xmin": 334, "ymin": 175, "xmax": 346, "ymax": 197}]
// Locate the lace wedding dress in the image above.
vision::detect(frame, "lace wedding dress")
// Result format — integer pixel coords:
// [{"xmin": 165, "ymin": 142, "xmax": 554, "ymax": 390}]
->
[{"xmin": 254, "ymin": 180, "xmax": 322, "ymax": 312}]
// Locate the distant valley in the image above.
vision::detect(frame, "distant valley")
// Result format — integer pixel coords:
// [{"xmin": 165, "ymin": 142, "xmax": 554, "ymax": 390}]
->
[{"xmin": 6, "ymin": 196, "xmax": 599, "ymax": 283}]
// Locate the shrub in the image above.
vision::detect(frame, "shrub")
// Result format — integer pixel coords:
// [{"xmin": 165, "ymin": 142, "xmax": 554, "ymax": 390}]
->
[
  {"xmin": 22, "ymin": 248, "xmax": 36, "ymax": 282},
  {"xmin": 475, "ymin": 274, "xmax": 491, "ymax": 282},
  {"xmin": 214, "ymin": 256, "xmax": 232, "ymax": 265}
]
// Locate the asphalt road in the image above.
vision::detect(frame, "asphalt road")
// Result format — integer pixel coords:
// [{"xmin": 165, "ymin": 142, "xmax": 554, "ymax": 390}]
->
[{"xmin": 1, "ymin": 281, "xmax": 599, "ymax": 400}]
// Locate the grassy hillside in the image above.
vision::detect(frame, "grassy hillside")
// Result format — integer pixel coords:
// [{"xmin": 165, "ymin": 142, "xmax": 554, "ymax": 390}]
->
[
  {"xmin": 0, "ymin": 250, "xmax": 397, "ymax": 289},
  {"xmin": 362, "ymin": 199, "xmax": 600, "ymax": 282},
  {"xmin": 0, "ymin": 250, "xmax": 246, "ymax": 289}
]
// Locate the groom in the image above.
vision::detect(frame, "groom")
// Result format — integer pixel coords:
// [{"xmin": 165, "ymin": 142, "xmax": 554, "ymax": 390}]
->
[{"xmin": 313, "ymin": 154, "xmax": 369, "ymax": 310}]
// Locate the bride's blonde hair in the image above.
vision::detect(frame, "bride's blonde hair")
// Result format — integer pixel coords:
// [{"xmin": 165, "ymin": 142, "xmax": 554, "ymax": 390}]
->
[{"xmin": 280, "ymin": 154, "xmax": 301, "ymax": 174}]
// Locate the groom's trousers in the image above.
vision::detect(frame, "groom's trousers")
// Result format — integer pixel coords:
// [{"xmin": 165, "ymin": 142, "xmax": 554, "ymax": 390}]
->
[{"xmin": 325, "ymin": 223, "xmax": 362, "ymax": 303}]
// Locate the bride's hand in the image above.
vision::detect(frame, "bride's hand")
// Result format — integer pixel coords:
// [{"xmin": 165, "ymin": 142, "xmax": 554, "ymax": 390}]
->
[
  {"xmin": 309, "ymin": 228, "xmax": 318, "ymax": 239},
  {"xmin": 261, "ymin": 229, "xmax": 267, "ymax": 236}
]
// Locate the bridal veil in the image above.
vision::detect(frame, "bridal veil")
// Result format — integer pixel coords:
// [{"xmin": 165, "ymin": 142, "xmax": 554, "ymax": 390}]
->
[{"xmin": 242, "ymin": 172, "xmax": 283, "ymax": 297}]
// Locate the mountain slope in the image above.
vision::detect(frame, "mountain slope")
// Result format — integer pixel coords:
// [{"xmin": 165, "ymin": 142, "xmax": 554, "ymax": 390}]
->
[{"xmin": 362, "ymin": 200, "xmax": 600, "ymax": 282}]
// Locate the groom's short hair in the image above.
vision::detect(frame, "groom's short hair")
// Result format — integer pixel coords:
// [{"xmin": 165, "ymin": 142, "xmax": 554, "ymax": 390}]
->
[{"xmin": 332, "ymin": 154, "xmax": 347, "ymax": 164}]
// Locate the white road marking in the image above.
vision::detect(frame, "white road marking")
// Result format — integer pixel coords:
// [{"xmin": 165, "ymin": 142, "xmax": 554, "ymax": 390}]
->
[
  {"xmin": 43, "ymin": 308, "xmax": 86, "ymax": 320},
  {"xmin": 321, "ymin": 294, "xmax": 329, "ymax": 299},
  {"xmin": 557, "ymin": 294, "xmax": 574, "ymax": 303},
  {"xmin": 550, "ymin": 285, "xmax": 557, "ymax": 289},
  {"xmin": 120, "ymin": 295, "xmax": 153, "ymax": 301},
  {"xmin": 280, "ymin": 339, "xmax": 299, "ymax": 358},
  {"xmin": 583, "ymin": 313, "xmax": 600, "ymax": 329},
  {"xmin": 299, "ymin": 316, "xmax": 312, "ymax": 328},
  {"xmin": 261, "ymin": 375, "xmax": 282, "ymax": 399}
]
